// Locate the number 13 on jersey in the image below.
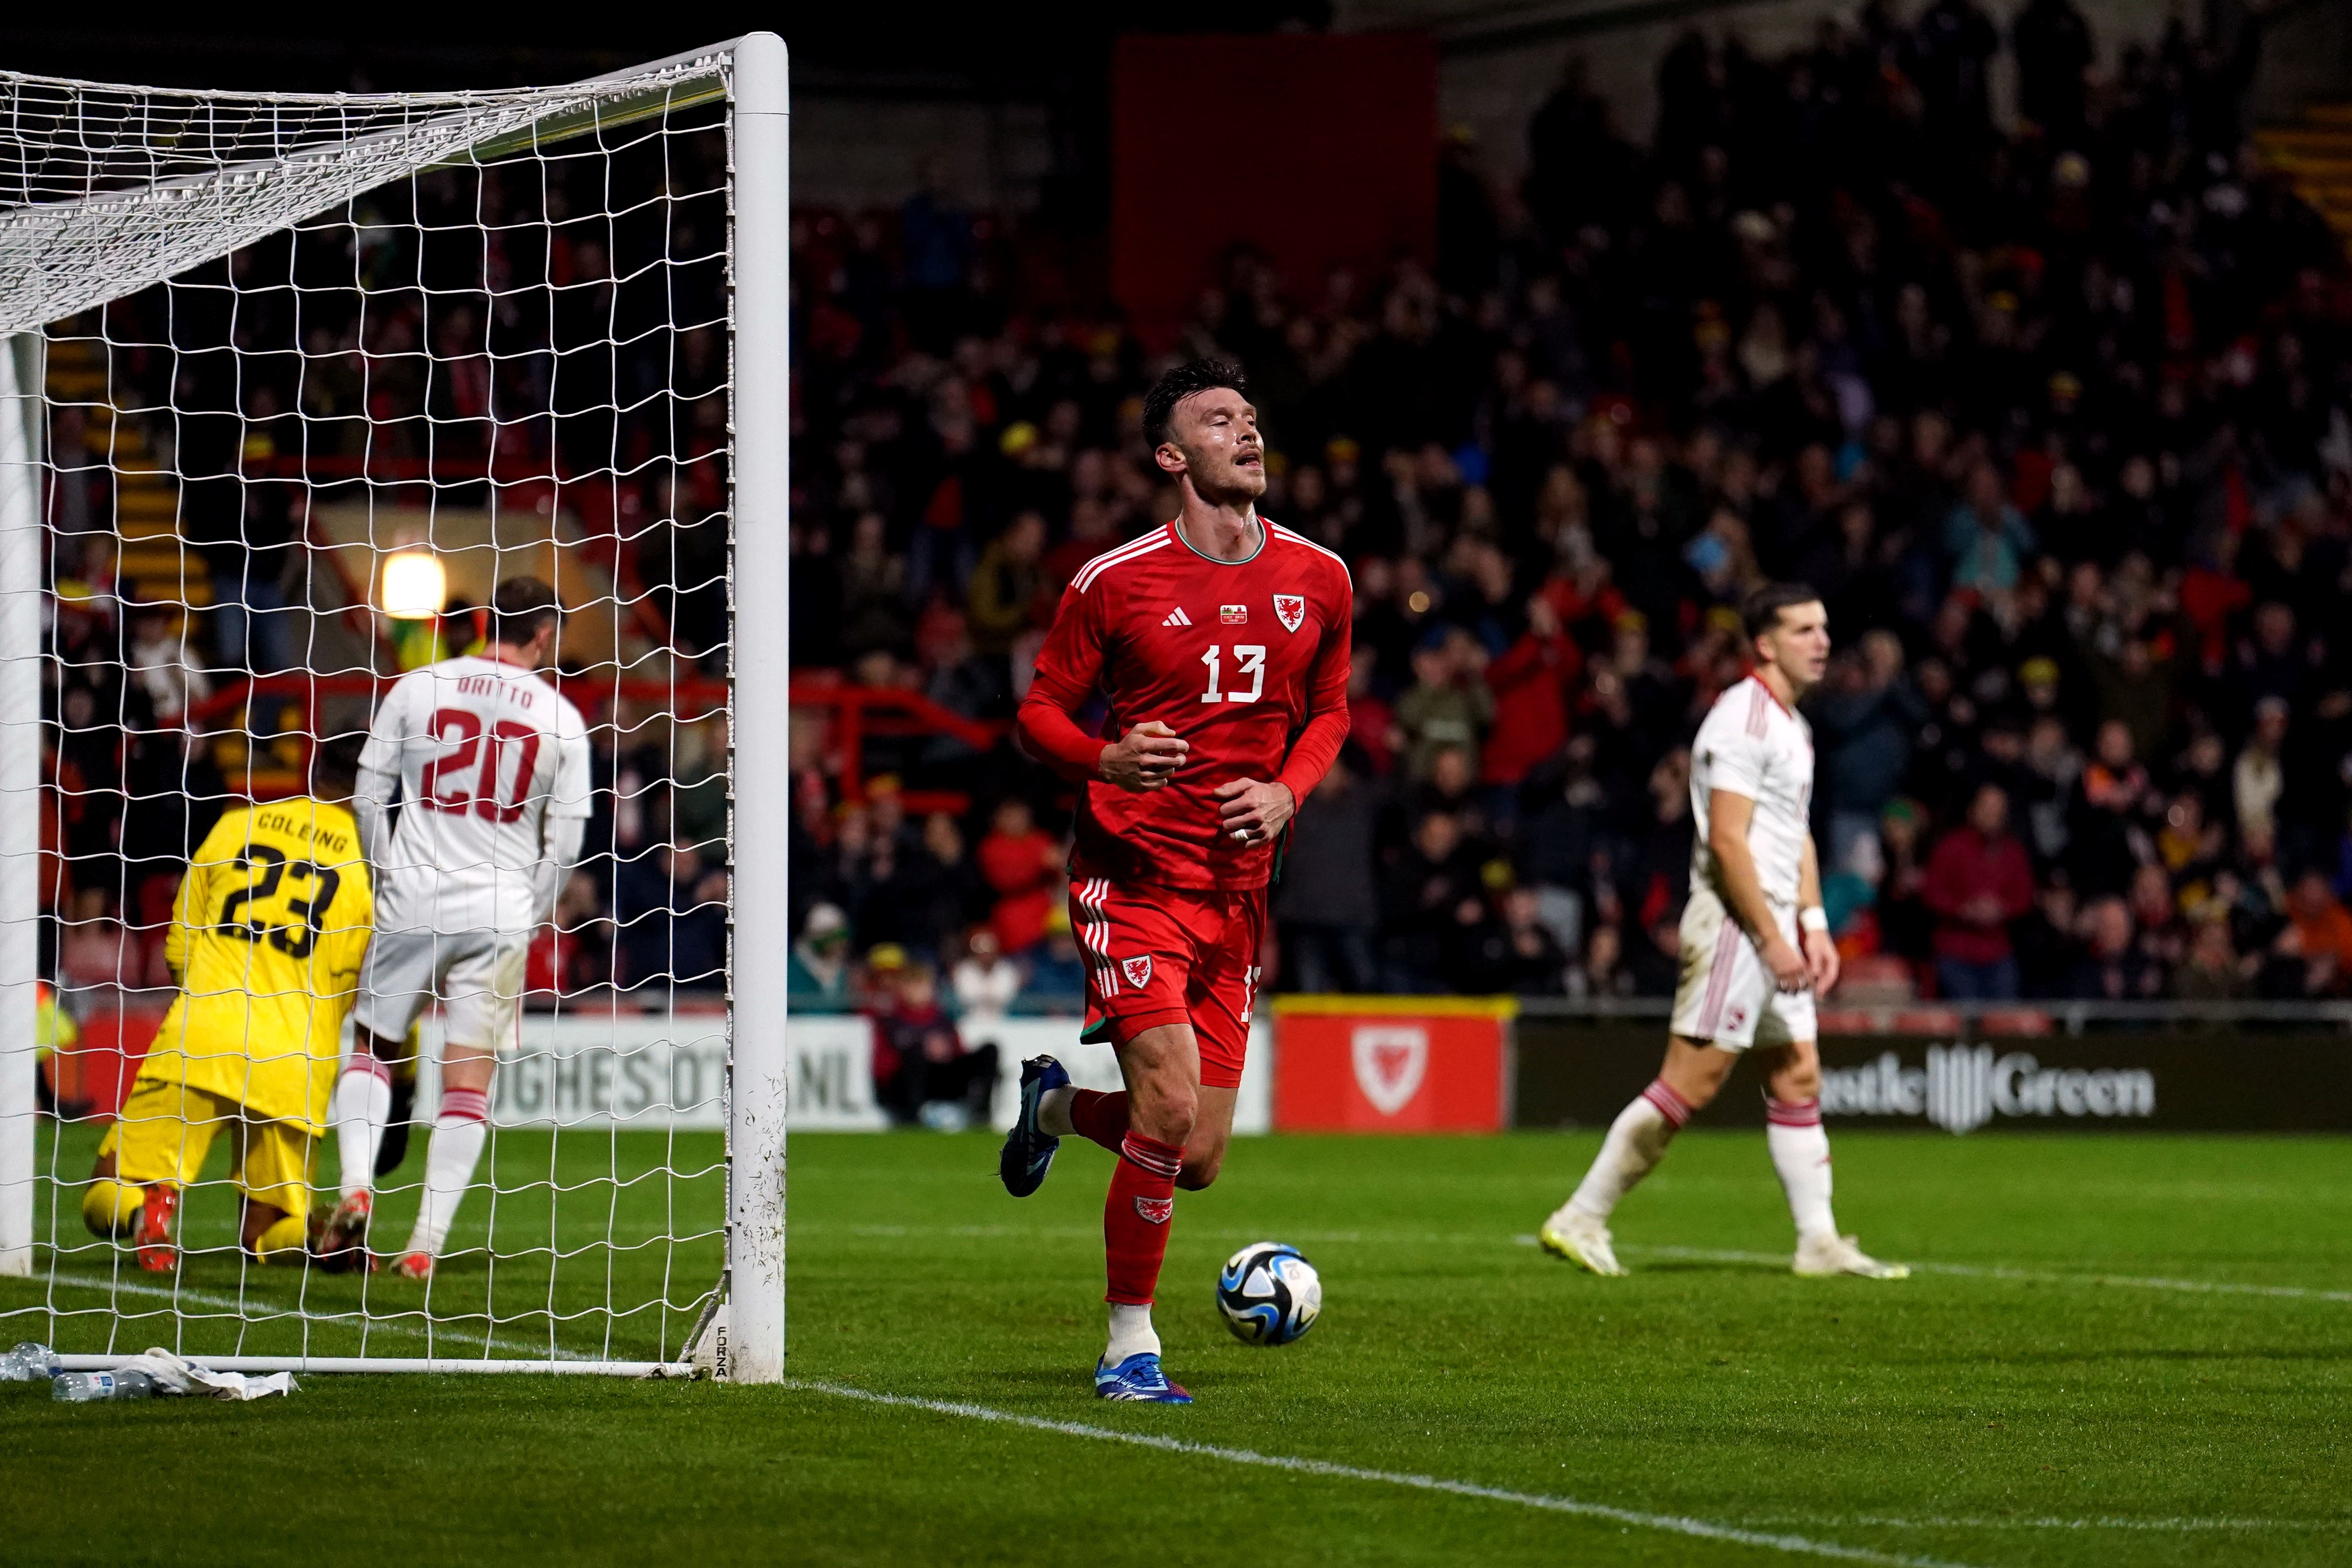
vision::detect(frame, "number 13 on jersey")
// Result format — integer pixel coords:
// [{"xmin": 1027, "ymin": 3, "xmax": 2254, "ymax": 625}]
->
[{"xmin": 1199, "ymin": 645, "xmax": 1265, "ymax": 704}]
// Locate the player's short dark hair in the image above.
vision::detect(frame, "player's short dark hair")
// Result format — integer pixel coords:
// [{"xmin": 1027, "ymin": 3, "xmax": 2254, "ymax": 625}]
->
[
  {"xmin": 1142, "ymin": 358, "xmax": 1248, "ymax": 451},
  {"xmin": 310, "ymin": 734, "xmax": 363, "ymax": 796},
  {"xmin": 490, "ymin": 575, "xmax": 560, "ymax": 647},
  {"xmin": 1742, "ymin": 582, "xmax": 1823, "ymax": 643}
]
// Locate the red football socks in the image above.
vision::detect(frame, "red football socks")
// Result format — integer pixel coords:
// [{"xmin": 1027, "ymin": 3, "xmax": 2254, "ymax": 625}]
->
[
  {"xmin": 1103, "ymin": 1132, "xmax": 1182, "ymax": 1306},
  {"xmin": 1069, "ymin": 1089, "xmax": 1129, "ymax": 1153}
]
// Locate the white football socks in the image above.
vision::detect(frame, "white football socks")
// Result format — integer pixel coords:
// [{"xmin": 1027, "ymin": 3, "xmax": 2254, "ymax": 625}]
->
[
  {"xmin": 332, "ymin": 1058, "xmax": 392, "ymax": 1200},
  {"xmin": 1103, "ymin": 1302, "xmax": 1159, "ymax": 1366},
  {"xmin": 1559, "ymin": 1079, "xmax": 1692, "ymax": 1224},
  {"xmin": 1036, "ymin": 1085, "xmax": 1077, "ymax": 1139},
  {"xmin": 405, "ymin": 1088, "xmax": 490, "ymax": 1259},
  {"xmin": 1766, "ymin": 1097, "xmax": 1836, "ymax": 1242}
]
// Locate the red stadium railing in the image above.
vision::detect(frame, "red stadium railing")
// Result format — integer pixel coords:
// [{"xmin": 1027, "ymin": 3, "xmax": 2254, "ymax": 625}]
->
[{"xmin": 788, "ymin": 675, "xmax": 1008, "ymax": 816}]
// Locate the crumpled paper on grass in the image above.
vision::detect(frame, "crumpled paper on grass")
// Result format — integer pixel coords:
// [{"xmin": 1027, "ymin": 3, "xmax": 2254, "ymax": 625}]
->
[{"xmin": 125, "ymin": 1347, "xmax": 298, "ymax": 1400}]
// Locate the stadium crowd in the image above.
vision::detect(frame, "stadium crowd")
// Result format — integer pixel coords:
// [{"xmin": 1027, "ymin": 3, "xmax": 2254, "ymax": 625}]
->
[
  {"xmin": 785, "ymin": 2, "xmax": 2352, "ymax": 1017},
  {"xmin": 31, "ymin": 3, "xmax": 2352, "ymax": 1045}
]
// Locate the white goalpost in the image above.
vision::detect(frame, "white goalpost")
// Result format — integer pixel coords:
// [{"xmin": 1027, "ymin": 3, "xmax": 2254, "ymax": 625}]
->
[{"xmin": 0, "ymin": 34, "xmax": 789, "ymax": 1379}]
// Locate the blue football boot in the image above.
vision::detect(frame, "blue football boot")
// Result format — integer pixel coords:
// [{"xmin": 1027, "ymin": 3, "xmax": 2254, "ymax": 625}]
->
[
  {"xmin": 997, "ymin": 1055, "xmax": 1070, "ymax": 1198},
  {"xmin": 1094, "ymin": 1351, "xmax": 1192, "ymax": 1403}
]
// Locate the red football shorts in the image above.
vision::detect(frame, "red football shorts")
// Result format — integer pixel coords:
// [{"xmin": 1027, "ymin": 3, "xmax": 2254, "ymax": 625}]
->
[{"xmin": 1068, "ymin": 877, "xmax": 1265, "ymax": 1089}]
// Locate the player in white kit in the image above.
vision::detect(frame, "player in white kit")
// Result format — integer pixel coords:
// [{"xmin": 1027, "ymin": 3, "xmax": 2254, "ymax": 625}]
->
[
  {"xmin": 315, "ymin": 577, "xmax": 591, "ymax": 1279},
  {"xmin": 1539, "ymin": 584, "xmax": 1907, "ymax": 1279}
]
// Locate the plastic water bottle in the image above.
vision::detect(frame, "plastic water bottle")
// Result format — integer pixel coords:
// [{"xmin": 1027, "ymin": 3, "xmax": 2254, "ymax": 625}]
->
[
  {"xmin": 0, "ymin": 1342, "xmax": 60, "ymax": 1382},
  {"xmin": 52, "ymin": 1369, "xmax": 157, "ymax": 1402}
]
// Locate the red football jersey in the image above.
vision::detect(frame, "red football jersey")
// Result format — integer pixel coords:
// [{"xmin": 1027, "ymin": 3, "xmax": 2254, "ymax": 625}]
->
[{"xmin": 1019, "ymin": 519, "xmax": 1353, "ymax": 891}]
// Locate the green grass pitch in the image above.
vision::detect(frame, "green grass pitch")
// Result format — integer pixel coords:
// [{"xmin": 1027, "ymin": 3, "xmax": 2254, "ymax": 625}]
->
[{"xmin": 3, "ymin": 1125, "xmax": 2349, "ymax": 1567}]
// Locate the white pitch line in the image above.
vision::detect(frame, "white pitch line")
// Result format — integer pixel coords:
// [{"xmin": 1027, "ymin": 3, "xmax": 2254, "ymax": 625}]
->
[
  {"xmin": 784, "ymin": 1378, "xmax": 1985, "ymax": 1568},
  {"xmin": 38, "ymin": 1272, "xmax": 598, "ymax": 1361},
  {"xmin": 1783, "ymin": 1515, "xmax": 2346, "ymax": 1534},
  {"xmin": 1612, "ymin": 1245, "xmax": 2352, "ymax": 1304}
]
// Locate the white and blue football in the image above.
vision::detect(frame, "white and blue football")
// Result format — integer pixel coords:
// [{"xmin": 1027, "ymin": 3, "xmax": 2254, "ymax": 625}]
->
[{"xmin": 1216, "ymin": 1241, "xmax": 1322, "ymax": 1346}]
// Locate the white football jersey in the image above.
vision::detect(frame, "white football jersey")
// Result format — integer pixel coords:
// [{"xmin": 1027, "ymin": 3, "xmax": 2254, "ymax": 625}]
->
[
  {"xmin": 1688, "ymin": 675, "xmax": 1814, "ymax": 909},
  {"xmin": 359, "ymin": 654, "xmax": 592, "ymax": 935}
]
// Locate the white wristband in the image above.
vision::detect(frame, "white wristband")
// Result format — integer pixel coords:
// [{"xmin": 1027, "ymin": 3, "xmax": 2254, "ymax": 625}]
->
[{"xmin": 1798, "ymin": 907, "xmax": 1829, "ymax": 934}]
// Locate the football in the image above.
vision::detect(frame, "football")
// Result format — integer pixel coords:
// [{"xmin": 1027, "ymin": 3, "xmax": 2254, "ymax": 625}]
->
[{"xmin": 1216, "ymin": 1241, "xmax": 1322, "ymax": 1346}]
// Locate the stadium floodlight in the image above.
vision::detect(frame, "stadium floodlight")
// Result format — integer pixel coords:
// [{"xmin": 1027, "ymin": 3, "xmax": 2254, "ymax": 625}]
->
[
  {"xmin": 0, "ymin": 33, "xmax": 791, "ymax": 1382},
  {"xmin": 378, "ymin": 551, "xmax": 447, "ymax": 620}
]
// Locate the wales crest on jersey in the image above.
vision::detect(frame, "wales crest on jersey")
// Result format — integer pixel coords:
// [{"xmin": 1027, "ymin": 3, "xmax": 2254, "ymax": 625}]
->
[{"xmin": 1273, "ymin": 594, "xmax": 1306, "ymax": 633}]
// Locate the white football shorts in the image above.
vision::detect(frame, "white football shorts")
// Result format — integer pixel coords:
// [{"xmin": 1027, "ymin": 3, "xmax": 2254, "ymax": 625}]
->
[
  {"xmin": 354, "ymin": 928, "xmax": 529, "ymax": 1053},
  {"xmin": 1667, "ymin": 884, "xmax": 1817, "ymax": 1051}
]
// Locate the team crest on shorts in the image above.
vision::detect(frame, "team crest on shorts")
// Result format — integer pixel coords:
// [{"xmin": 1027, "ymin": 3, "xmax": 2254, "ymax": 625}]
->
[
  {"xmin": 1273, "ymin": 593, "xmax": 1306, "ymax": 633},
  {"xmin": 1134, "ymin": 1195, "xmax": 1173, "ymax": 1224},
  {"xmin": 1121, "ymin": 954, "xmax": 1154, "ymax": 989}
]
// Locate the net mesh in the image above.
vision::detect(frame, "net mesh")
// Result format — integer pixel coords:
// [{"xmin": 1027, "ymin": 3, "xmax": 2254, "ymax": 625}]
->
[{"xmin": 0, "ymin": 55, "xmax": 736, "ymax": 1369}]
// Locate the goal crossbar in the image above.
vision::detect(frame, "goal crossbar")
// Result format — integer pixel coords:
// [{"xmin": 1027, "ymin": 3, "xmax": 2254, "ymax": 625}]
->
[{"xmin": 0, "ymin": 42, "xmax": 741, "ymax": 334}]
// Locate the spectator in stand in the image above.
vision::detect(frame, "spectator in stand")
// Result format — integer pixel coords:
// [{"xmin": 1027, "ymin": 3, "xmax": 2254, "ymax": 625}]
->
[
  {"xmin": 1625, "ymin": 915, "xmax": 1682, "ymax": 998},
  {"xmin": 615, "ymin": 837, "xmax": 729, "ymax": 993},
  {"xmin": 1024, "ymin": 906, "xmax": 1087, "ymax": 1002},
  {"xmin": 951, "ymin": 925, "xmax": 1021, "ymax": 1076},
  {"xmin": 2174, "ymin": 917, "xmax": 2256, "ymax": 1002},
  {"xmin": 1419, "ymin": 744, "xmax": 1493, "ymax": 848},
  {"xmin": 1814, "ymin": 630, "xmax": 1925, "ymax": 868},
  {"xmin": 2013, "ymin": 881, "xmax": 2082, "ymax": 999},
  {"xmin": 2233, "ymin": 697, "xmax": 2290, "ymax": 842},
  {"xmin": 1945, "ymin": 463, "xmax": 2037, "ymax": 598},
  {"xmin": 1381, "ymin": 808, "xmax": 1482, "ymax": 991},
  {"xmin": 788, "ymin": 902, "xmax": 853, "ymax": 1007},
  {"xmin": 1275, "ymin": 752, "xmax": 1383, "ymax": 994},
  {"xmin": 2012, "ymin": 0, "xmax": 2094, "ymax": 134},
  {"xmin": 966, "ymin": 510, "xmax": 1048, "ymax": 672},
  {"xmin": 1873, "ymin": 800, "xmax": 1935, "ymax": 963},
  {"xmin": 951, "ymin": 925, "xmax": 1022, "ymax": 1025},
  {"xmin": 1569, "ymin": 921, "xmax": 1635, "ymax": 999},
  {"xmin": 2065, "ymin": 895, "xmax": 2164, "ymax": 1001},
  {"xmin": 1480, "ymin": 596, "xmax": 1580, "ymax": 821},
  {"xmin": 976, "ymin": 796, "xmax": 1061, "ymax": 954},
  {"xmin": 1392, "ymin": 630, "xmax": 1493, "ymax": 781},
  {"xmin": 2281, "ymin": 870, "xmax": 2352, "ymax": 996},
  {"xmin": 2018, "ymin": 710, "xmax": 2079, "ymax": 866},
  {"xmin": 1457, "ymin": 884, "xmax": 1571, "ymax": 995},
  {"xmin": 2127, "ymin": 862, "xmax": 2189, "ymax": 974},
  {"xmin": 838, "ymin": 511, "xmax": 910, "ymax": 658},
  {"xmin": 527, "ymin": 870, "xmax": 610, "ymax": 1008},
  {"xmin": 2068, "ymin": 720, "xmax": 2154, "ymax": 898},
  {"xmin": 864, "ymin": 947, "xmax": 999, "ymax": 1130},
  {"xmin": 1344, "ymin": 646, "xmax": 1395, "ymax": 777},
  {"xmin": 1921, "ymin": 784, "xmax": 2036, "ymax": 1001}
]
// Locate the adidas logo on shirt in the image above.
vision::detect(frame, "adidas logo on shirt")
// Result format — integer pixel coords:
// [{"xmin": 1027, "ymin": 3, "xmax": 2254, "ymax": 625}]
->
[{"xmin": 1162, "ymin": 608, "xmax": 1192, "ymax": 626}]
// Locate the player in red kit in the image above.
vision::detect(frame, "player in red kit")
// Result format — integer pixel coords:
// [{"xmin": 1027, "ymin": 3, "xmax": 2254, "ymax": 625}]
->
[{"xmin": 1002, "ymin": 359, "xmax": 1351, "ymax": 1402}]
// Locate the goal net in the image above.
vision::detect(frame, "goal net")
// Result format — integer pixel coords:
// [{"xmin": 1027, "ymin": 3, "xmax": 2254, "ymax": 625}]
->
[{"xmin": 0, "ymin": 35, "xmax": 792, "ymax": 1379}]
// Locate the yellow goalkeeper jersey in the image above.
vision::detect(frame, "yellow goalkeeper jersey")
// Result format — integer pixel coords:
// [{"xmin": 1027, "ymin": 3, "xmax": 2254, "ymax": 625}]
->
[{"xmin": 139, "ymin": 798, "xmax": 375, "ymax": 1134}]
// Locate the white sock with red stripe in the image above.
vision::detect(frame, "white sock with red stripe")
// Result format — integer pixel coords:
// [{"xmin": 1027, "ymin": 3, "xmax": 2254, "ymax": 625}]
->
[
  {"xmin": 332, "ymin": 1056, "xmax": 392, "ymax": 1201},
  {"xmin": 1766, "ymin": 1096, "xmax": 1836, "ymax": 1242},
  {"xmin": 1559, "ymin": 1078, "xmax": 1692, "ymax": 1224},
  {"xmin": 406, "ymin": 1087, "xmax": 490, "ymax": 1259}
]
